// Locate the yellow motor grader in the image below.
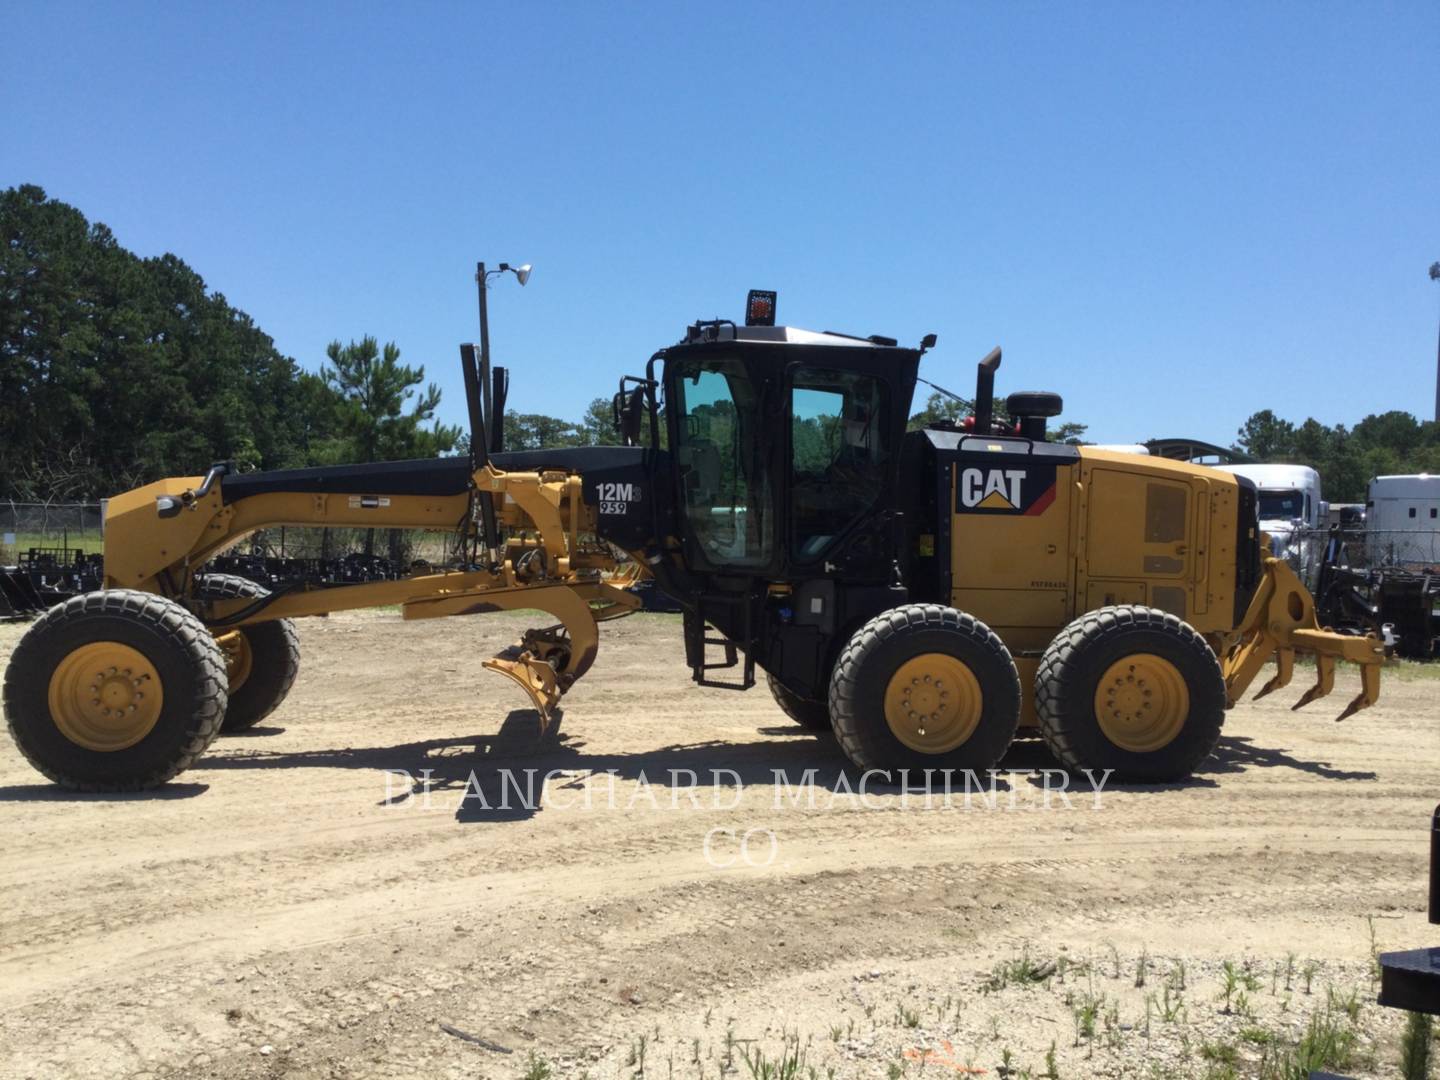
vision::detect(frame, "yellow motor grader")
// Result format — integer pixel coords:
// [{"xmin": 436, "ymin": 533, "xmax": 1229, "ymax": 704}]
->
[{"xmin": 2, "ymin": 291, "xmax": 1384, "ymax": 790}]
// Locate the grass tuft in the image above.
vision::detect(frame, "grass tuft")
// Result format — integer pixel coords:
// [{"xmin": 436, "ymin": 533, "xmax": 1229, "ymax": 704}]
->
[{"xmin": 1400, "ymin": 1010, "xmax": 1433, "ymax": 1080}]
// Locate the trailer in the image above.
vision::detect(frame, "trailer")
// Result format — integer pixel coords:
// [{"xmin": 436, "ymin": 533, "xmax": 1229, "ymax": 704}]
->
[
  {"xmin": 1312, "ymin": 475, "xmax": 1439, "ymax": 659},
  {"xmin": 1367, "ymin": 474, "xmax": 1440, "ymax": 570}
]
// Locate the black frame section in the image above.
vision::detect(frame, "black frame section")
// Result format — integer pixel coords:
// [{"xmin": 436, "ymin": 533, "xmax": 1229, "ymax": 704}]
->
[
  {"xmin": 1232, "ymin": 474, "xmax": 1262, "ymax": 627},
  {"xmin": 643, "ymin": 338, "xmax": 925, "ymax": 702}
]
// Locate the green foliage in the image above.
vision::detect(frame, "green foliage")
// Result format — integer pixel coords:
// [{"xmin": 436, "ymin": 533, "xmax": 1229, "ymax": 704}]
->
[
  {"xmin": 908, "ymin": 389, "xmax": 971, "ymax": 430},
  {"xmin": 1257, "ymin": 1000, "xmax": 1358, "ymax": 1079},
  {"xmin": 319, "ymin": 336, "xmax": 459, "ymax": 463},
  {"xmin": 741, "ymin": 1034, "xmax": 807, "ymax": 1079},
  {"xmin": 0, "ymin": 184, "xmax": 324, "ymax": 496},
  {"xmin": 581, "ymin": 396, "xmax": 622, "ymax": 446},
  {"xmin": 985, "ymin": 950, "xmax": 1056, "ymax": 992},
  {"xmin": 1401, "ymin": 1010, "xmax": 1433, "ymax": 1080},
  {"xmin": 502, "ymin": 411, "xmax": 587, "ymax": 451},
  {"xmin": 0, "ymin": 185, "xmax": 459, "ymax": 498},
  {"xmin": 907, "ymin": 389, "xmax": 1088, "ymax": 443},
  {"xmin": 1200, "ymin": 1040, "xmax": 1239, "ymax": 1065},
  {"xmin": 1234, "ymin": 406, "xmax": 1440, "ymax": 502}
]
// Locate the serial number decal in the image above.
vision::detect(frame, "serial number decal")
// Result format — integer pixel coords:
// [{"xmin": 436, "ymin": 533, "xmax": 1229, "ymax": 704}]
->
[{"xmin": 599, "ymin": 501, "xmax": 628, "ymax": 515}]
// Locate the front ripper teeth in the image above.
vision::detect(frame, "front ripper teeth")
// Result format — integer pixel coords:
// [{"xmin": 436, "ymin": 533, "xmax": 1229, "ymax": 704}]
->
[{"xmin": 1221, "ymin": 556, "xmax": 1386, "ymax": 722}]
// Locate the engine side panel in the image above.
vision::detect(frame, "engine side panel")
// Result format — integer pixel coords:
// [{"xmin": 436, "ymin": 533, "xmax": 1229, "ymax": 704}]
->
[{"xmin": 935, "ymin": 444, "xmax": 1255, "ymax": 726}]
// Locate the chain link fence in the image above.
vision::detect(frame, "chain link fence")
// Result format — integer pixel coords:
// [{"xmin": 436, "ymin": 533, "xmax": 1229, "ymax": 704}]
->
[
  {"xmin": 8, "ymin": 502, "xmax": 1433, "ymax": 587},
  {"xmin": 1283, "ymin": 527, "xmax": 1440, "ymax": 573},
  {"xmin": 0, "ymin": 501, "xmax": 460, "ymax": 568},
  {"xmin": 0, "ymin": 502, "xmax": 105, "ymax": 562}
]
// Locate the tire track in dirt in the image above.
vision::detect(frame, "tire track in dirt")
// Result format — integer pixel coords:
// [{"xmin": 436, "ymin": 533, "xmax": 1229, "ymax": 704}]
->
[{"xmin": 0, "ymin": 612, "xmax": 1434, "ymax": 1079}]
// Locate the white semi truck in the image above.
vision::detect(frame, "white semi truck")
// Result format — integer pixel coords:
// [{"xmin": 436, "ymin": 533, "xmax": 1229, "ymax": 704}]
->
[{"xmin": 1216, "ymin": 463, "xmax": 1326, "ymax": 586}]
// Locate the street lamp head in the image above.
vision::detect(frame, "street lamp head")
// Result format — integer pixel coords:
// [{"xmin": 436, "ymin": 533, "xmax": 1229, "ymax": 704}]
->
[
  {"xmin": 514, "ymin": 264, "xmax": 532, "ymax": 286},
  {"xmin": 494, "ymin": 262, "xmax": 533, "ymax": 286}
]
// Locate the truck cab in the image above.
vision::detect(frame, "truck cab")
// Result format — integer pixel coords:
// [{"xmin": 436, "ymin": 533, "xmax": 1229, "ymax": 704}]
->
[{"xmin": 1216, "ymin": 463, "xmax": 1324, "ymax": 585}]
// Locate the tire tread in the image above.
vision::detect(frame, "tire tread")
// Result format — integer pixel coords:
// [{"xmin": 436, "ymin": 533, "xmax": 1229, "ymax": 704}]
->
[
  {"xmin": 3, "ymin": 590, "xmax": 227, "ymax": 791},
  {"xmin": 197, "ymin": 574, "xmax": 300, "ymax": 732},
  {"xmin": 829, "ymin": 603, "xmax": 1018, "ymax": 771},
  {"xmin": 1034, "ymin": 604, "xmax": 1224, "ymax": 780}
]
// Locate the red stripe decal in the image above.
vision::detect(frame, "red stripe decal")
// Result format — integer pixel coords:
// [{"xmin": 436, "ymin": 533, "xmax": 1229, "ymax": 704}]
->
[{"xmin": 1023, "ymin": 483, "xmax": 1056, "ymax": 516}]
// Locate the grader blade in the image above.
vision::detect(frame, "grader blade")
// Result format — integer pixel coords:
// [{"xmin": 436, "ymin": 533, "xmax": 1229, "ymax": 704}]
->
[
  {"xmin": 1221, "ymin": 557, "xmax": 1386, "ymax": 722},
  {"xmin": 483, "ymin": 647, "xmax": 564, "ymax": 730},
  {"xmin": 403, "ymin": 581, "xmax": 631, "ymax": 728}
]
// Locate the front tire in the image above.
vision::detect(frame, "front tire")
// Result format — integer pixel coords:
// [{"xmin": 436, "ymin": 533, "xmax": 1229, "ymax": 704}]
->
[
  {"xmin": 197, "ymin": 574, "xmax": 300, "ymax": 733},
  {"xmin": 829, "ymin": 604, "xmax": 1020, "ymax": 773},
  {"xmin": 1035, "ymin": 605, "xmax": 1225, "ymax": 782},
  {"xmin": 766, "ymin": 672, "xmax": 831, "ymax": 731},
  {"xmin": 3, "ymin": 590, "xmax": 228, "ymax": 790}
]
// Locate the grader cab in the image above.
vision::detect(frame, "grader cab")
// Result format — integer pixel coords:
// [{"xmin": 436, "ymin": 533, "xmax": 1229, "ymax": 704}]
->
[{"xmin": 2, "ymin": 292, "xmax": 1385, "ymax": 790}]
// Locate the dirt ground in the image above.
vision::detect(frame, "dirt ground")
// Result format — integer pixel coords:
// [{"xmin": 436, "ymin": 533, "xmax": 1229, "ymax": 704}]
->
[{"xmin": 0, "ymin": 610, "xmax": 1435, "ymax": 1080}]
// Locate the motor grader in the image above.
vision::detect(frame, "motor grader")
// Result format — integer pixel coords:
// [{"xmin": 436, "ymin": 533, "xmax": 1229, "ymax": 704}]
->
[{"xmin": 2, "ymin": 291, "xmax": 1385, "ymax": 790}]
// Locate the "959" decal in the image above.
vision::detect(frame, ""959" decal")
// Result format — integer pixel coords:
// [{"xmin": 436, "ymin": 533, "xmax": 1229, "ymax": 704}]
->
[{"xmin": 597, "ymin": 481, "xmax": 641, "ymax": 516}]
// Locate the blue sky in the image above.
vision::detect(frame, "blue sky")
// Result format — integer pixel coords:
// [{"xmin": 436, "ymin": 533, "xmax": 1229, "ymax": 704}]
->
[{"xmin": 6, "ymin": 2, "xmax": 1438, "ymax": 444}]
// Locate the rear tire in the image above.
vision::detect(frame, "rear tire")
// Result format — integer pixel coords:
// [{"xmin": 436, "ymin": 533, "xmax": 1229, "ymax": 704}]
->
[
  {"xmin": 197, "ymin": 574, "xmax": 300, "ymax": 733},
  {"xmin": 1035, "ymin": 605, "xmax": 1224, "ymax": 782},
  {"xmin": 766, "ymin": 672, "xmax": 830, "ymax": 731},
  {"xmin": 829, "ymin": 604, "xmax": 1020, "ymax": 773},
  {"xmin": 3, "ymin": 590, "xmax": 227, "ymax": 790}
]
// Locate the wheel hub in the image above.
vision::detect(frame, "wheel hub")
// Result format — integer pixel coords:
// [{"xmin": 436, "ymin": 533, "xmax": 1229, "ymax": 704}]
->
[
  {"xmin": 883, "ymin": 653, "xmax": 983, "ymax": 754},
  {"xmin": 47, "ymin": 641, "xmax": 164, "ymax": 752},
  {"xmin": 1093, "ymin": 653, "xmax": 1189, "ymax": 753}
]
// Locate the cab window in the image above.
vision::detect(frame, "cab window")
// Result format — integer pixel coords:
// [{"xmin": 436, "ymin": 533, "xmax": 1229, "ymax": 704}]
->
[
  {"xmin": 671, "ymin": 357, "xmax": 773, "ymax": 567},
  {"xmin": 789, "ymin": 367, "xmax": 889, "ymax": 560}
]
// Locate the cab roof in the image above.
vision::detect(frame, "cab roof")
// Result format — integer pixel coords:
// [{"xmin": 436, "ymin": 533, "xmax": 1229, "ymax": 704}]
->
[{"xmin": 680, "ymin": 322, "xmax": 899, "ymax": 348}]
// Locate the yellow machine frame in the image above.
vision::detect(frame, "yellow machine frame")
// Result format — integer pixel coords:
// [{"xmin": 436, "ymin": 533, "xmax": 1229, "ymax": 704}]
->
[
  {"xmin": 947, "ymin": 448, "xmax": 1384, "ymax": 723},
  {"xmin": 101, "ymin": 463, "xmax": 640, "ymax": 722}
]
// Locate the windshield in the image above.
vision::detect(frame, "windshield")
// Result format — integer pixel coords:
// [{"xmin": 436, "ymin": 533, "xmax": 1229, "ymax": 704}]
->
[
  {"xmin": 670, "ymin": 356, "xmax": 773, "ymax": 567},
  {"xmin": 1258, "ymin": 489, "xmax": 1305, "ymax": 520}
]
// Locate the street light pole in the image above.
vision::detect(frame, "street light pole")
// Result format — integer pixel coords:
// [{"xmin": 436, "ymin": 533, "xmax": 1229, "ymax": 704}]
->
[
  {"xmin": 474, "ymin": 261, "xmax": 533, "ymax": 453},
  {"xmin": 476, "ymin": 261, "xmax": 493, "ymax": 451},
  {"xmin": 1430, "ymin": 262, "xmax": 1440, "ymax": 424}
]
